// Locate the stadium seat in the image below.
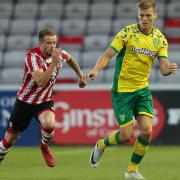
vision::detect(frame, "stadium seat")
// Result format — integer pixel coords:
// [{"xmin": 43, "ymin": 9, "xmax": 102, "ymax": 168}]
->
[
  {"xmin": 84, "ymin": 35, "xmax": 109, "ymax": 51},
  {"xmin": 164, "ymin": 18, "xmax": 180, "ymax": 36},
  {"xmin": 154, "ymin": 19, "xmax": 164, "ymax": 30},
  {"xmin": 87, "ymin": 19, "xmax": 111, "ymax": 35},
  {"xmin": 149, "ymin": 67, "xmax": 158, "ymax": 82},
  {"xmin": 62, "ymin": 19, "xmax": 86, "ymax": 35},
  {"xmin": 30, "ymin": 35, "xmax": 39, "ymax": 48},
  {"xmin": 117, "ymin": 0, "xmax": 137, "ymax": 3},
  {"xmin": 3, "ymin": 50, "xmax": 27, "ymax": 67},
  {"xmin": 1, "ymin": 67, "xmax": 24, "ymax": 84},
  {"xmin": 92, "ymin": 0, "xmax": 114, "ymax": 2},
  {"xmin": 42, "ymin": 0, "xmax": 64, "ymax": 2},
  {"xmin": 62, "ymin": 50, "xmax": 82, "ymax": 69},
  {"xmin": 59, "ymin": 35, "xmax": 83, "ymax": 50},
  {"xmin": 167, "ymin": 3, "xmax": 180, "ymax": 18},
  {"xmin": 118, "ymin": 0, "xmax": 166, "ymax": 2},
  {"xmin": 6, "ymin": 35, "xmax": 31, "ymax": 51},
  {"xmin": 168, "ymin": 0, "xmax": 180, "ymax": 1},
  {"xmin": 36, "ymin": 19, "xmax": 61, "ymax": 34},
  {"xmin": 56, "ymin": 68, "xmax": 78, "ymax": 83},
  {"xmin": 81, "ymin": 51, "xmax": 103, "ymax": 68},
  {"xmin": 14, "ymin": 3, "xmax": 38, "ymax": 18},
  {"xmin": 157, "ymin": 69, "xmax": 180, "ymax": 83},
  {"xmin": 164, "ymin": 27, "xmax": 180, "ymax": 36},
  {"xmin": 67, "ymin": 0, "xmax": 89, "ymax": 2},
  {"xmin": 168, "ymin": 51, "xmax": 180, "ymax": 65},
  {"xmin": 9, "ymin": 19, "xmax": 35, "ymax": 35},
  {"xmin": 0, "ymin": 0, "xmax": 13, "ymax": 2},
  {"xmin": 108, "ymin": 55, "xmax": 116, "ymax": 68},
  {"xmin": 64, "ymin": 3, "xmax": 88, "ymax": 18},
  {"xmin": 0, "ymin": 0, "xmax": 180, "ymax": 85},
  {"xmin": 156, "ymin": 3, "xmax": 165, "ymax": 18},
  {"xmin": 0, "ymin": 35, "xmax": 6, "ymax": 50},
  {"xmin": 0, "ymin": 51, "xmax": 3, "ymax": 67},
  {"xmin": 89, "ymin": 3, "xmax": 114, "ymax": 18},
  {"xmin": 152, "ymin": 58, "xmax": 159, "ymax": 68},
  {"xmin": 0, "ymin": 3, "xmax": 13, "ymax": 18},
  {"xmin": 169, "ymin": 44, "xmax": 180, "ymax": 51},
  {"xmin": 112, "ymin": 19, "xmax": 137, "ymax": 34},
  {"xmin": 156, "ymin": 0, "xmax": 167, "ymax": 2},
  {"xmin": 116, "ymin": 3, "xmax": 137, "ymax": 18},
  {"xmin": 39, "ymin": 3, "xmax": 63, "ymax": 19},
  {"xmin": 0, "ymin": 19, "xmax": 10, "ymax": 35},
  {"xmin": 17, "ymin": 0, "xmax": 39, "ymax": 2},
  {"xmin": 104, "ymin": 67, "xmax": 115, "ymax": 83}
]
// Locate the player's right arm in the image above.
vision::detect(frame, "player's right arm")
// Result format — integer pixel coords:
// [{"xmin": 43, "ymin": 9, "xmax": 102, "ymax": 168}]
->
[
  {"xmin": 88, "ymin": 48, "xmax": 116, "ymax": 80},
  {"xmin": 88, "ymin": 27, "xmax": 129, "ymax": 80},
  {"xmin": 31, "ymin": 49, "xmax": 61, "ymax": 86}
]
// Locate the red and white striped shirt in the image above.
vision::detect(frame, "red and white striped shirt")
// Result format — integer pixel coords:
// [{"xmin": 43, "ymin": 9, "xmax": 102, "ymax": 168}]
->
[{"xmin": 17, "ymin": 47, "xmax": 70, "ymax": 104}]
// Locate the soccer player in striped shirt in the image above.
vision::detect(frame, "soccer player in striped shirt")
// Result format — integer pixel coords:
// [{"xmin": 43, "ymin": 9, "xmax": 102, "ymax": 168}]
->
[
  {"xmin": 0, "ymin": 28, "xmax": 87, "ymax": 167},
  {"xmin": 88, "ymin": 0, "xmax": 178, "ymax": 179}
]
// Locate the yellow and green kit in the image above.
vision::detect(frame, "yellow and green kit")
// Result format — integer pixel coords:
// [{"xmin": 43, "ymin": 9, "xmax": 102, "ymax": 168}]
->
[{"xmin": 110, "ymin": 23, "xmax": 168, "ymax": 126}]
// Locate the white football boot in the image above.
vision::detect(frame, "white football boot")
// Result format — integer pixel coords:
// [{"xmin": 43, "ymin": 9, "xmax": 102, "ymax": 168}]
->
[
  {"xmin": 125, "ymin": 170, "xmax": 146, "ymax": 179},
  {"xmin": 90, "ymin": 140, "xmax": 104, "ymax": 168}
]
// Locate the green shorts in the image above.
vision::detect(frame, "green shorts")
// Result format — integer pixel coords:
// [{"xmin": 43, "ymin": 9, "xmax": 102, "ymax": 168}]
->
[{"xmin": 111, "ymin": 87, "xmax": 154, "ymax": 127}]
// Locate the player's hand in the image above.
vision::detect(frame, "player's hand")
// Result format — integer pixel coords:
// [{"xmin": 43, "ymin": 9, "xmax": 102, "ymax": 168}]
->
[
  {"xmin": 52, "ymin": 48, "xmax": 62, "ymax": 65},
  {"xmin": 88, "ymin": 70, "xmax": 98, "ymax": 80},
  {"xmin": 168, "ymin": 62, "xmax": 178, "ymax": 74},
  {"xmin": 79, "ymin": 74, "xmax": 87, "ymax": 88}
]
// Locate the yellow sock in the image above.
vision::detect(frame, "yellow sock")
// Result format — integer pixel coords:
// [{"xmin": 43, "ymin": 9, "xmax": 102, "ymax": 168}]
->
[
  {"xmin": 98, "ymin": 139, "xmax": 106, "ymax": 151},
  {"xmin": 127, "ymin": 136, "xmax": 149, "ymax": 172},
  {"xmin": 127, "ymin": 162, "xmax": 139, "ymax": 172},
  {"xmin": 98, "ymin": 130, "xmax": 122, "ymax": 151}
]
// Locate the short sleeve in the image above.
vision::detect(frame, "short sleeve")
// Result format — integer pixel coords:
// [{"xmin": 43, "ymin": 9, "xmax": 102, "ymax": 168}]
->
[
  {"xmin": 158, "ymin": 35, "xmax": 168, "ymax": 59},
  {"xmin": 110, "ymin": 27, "xmax": 130, "ymax": 53},
  {"xmin": 26, "ymin": 53, "xmax": 43, "ymax": 73},
  {"xmin": 60, "ymin": 50, "xmax": 70, "ymax": 62}
]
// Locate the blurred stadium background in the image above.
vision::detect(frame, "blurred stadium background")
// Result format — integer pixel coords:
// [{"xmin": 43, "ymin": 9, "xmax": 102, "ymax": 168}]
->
[
  {"xmin": 0, "ymin": 0, "xmax": 180, "ymax": 179},
  {"xmin": 0, "ymin": 0, "xmax": 180, "ymax": 146}
]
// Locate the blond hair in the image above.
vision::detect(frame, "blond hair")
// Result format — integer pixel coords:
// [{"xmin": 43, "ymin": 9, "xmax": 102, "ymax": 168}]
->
[{"xmin": 138, "ymin": 0, "xmax": 156, "ymax": 12}]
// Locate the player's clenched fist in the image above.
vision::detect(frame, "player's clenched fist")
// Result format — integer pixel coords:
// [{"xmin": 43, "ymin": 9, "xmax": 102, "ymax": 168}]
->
[
  {"xmin": 52, "ymin": 48, "xmax": 62, "ymax": 64},
  {"xmin": 88, "ymin": 70, "xmax": 99, "ymax": 80},
  {"xmin": 79, "ymin": 74, "xmax": 88, "ymax": 88},
  {"xmin": 168, "ymin": 62, "xmax": 178, "ymax": 74}
]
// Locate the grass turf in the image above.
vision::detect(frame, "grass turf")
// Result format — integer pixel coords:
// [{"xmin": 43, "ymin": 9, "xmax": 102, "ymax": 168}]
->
[{"xmin": 0, "ymin": 146, "xmax": 179, "ymax": 180}]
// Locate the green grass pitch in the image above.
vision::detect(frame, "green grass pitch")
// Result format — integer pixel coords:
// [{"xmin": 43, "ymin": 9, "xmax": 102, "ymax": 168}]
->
[{"xmin": 0, "ymin": 146, "xmax": 179, "ymax": 180}]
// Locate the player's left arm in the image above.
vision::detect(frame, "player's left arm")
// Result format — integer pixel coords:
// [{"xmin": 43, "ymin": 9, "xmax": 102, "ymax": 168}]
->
[
  {"xmin": 158, "ymin": 35, "xmax": 178, "ymax": 76},
  {"xmin": 67, "ymin": 55, "xmax": 87, "ymax": 88},
  {"xmin": 159, "ymin": 57, "xmax": 178, "ymax": 76}
]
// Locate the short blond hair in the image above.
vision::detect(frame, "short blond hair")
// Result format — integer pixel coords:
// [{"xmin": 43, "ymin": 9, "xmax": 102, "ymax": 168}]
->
[{"xmin": 138, "ymin": 0, "xmax": 156, "ymax": 12}]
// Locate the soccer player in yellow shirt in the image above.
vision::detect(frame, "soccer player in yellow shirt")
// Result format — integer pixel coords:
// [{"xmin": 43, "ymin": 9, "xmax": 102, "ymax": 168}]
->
[{"xmin": 88, "ymin": 0, "xmax": 178, "ymax": 179}]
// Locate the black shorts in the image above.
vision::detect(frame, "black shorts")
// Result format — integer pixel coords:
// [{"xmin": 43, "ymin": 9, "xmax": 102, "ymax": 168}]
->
[{"xmin": 7, "ymin": 99, "xmax": 54, "ymax": 132}]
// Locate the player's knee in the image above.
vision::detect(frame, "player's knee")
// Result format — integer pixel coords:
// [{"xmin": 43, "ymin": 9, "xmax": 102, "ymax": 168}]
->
[
  {"xmin": 141, "ymin": 128, "xmax": 152, "ymax": 141},
  {"xmin": 121, "ymin": 131, "xmax": 133, "ymax": 143},
  {"xmin": 41, "ymin": 117, "xmax": 55, "ymax": 129},
  {"xmin": 39, "ymin": 111, "xmax": 55, "ymax": 128}
]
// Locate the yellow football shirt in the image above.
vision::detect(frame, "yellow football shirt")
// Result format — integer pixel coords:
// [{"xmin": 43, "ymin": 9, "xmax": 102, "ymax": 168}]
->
[{"xmin": 110, "ymin": 23, "xmax": 168, "ymax": 92}]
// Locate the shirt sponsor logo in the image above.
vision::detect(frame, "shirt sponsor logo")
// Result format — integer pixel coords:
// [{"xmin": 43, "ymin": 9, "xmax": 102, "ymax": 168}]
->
[{"xmin": 131, "ymin": 46, "xmax": 158, "ymax": 56}]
